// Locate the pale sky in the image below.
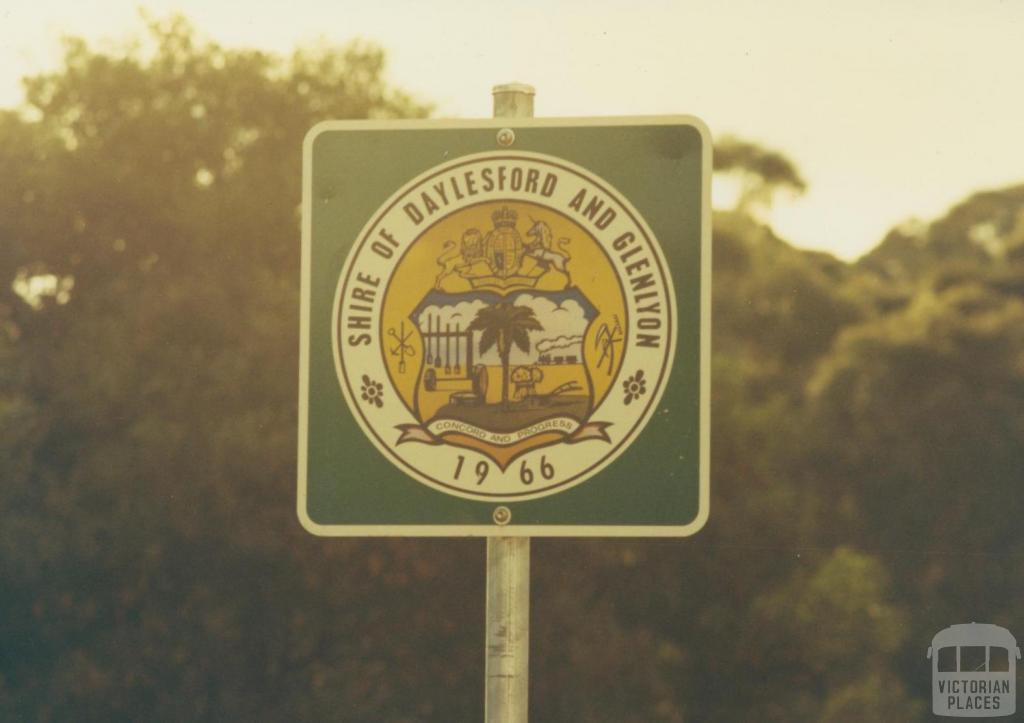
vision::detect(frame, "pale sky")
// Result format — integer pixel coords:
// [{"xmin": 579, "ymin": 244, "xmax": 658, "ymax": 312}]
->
[{"xmin": 2, "ymin": 0, "xmax": 1022, "ymax": 259}]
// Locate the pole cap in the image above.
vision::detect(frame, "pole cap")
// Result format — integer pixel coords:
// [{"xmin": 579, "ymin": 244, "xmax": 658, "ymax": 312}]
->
[{"xmin": 492, "ymin": 82, "xmax": 536, "ymax": 96}]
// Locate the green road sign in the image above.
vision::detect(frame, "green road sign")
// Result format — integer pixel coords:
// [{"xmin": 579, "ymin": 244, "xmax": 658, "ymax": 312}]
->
[{"xmin": 298, "ymin": 116, "xmax": 710, "ymax": 536}]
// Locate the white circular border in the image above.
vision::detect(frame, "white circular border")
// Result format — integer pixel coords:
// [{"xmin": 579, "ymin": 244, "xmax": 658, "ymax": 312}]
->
[{"xmin": 331, "ymin": 151, "xmax": 678, "ymax": 501}]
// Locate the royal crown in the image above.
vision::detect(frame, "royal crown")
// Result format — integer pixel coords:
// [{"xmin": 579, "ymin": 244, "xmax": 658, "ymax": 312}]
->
[{"xmin": 491, "ymin": 207, "xmax": 518, "ymax": 228}]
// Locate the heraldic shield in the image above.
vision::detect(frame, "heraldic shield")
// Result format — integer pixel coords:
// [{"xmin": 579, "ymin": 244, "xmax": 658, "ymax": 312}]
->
[{"xmin": 382, "ymin": 203, "xmax": 626, "ymax": 470}]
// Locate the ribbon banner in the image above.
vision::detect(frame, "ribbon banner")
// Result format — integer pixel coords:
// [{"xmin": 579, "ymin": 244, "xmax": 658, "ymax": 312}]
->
[{"xmin": 396, "ymin": 419, "xmax": 611, "ymax": 446}]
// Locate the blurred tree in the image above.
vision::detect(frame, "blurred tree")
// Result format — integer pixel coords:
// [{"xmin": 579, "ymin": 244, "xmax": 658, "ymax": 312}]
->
[
  {"xmin": 805, "ymin": 186, "xmax": 1024, "ymax": 710},
  {"xmin": 714, "ymin": 135, "xmax": 807, "ymax": 213},
  {"xmin": 745, "ymin": 548, "xmax": 924, "ymax": 722},
  {"xmin": 804, "ymin": 264, "xmax": 1024, "ymax": 690},
  {"xmin": 0, "ymin": 15, "xmax": 499, "ymax": 723},
  {"xmin": 808, "ymin": 267, "xmax": 1024, "ymax": 553},
  {"xmin": 858, "ymin": 184, "xmax": 1024, "ymax": 282},
  {"xmin": 712, "ymin": 209, "xmax": 865, "ymax": 400}
]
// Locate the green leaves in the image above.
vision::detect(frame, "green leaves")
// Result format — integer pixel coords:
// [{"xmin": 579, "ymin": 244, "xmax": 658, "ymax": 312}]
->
[
  {"xmin": 713, "ymin": 135, "xmax": 807, "ymax": 213},
  {"xmin": 467, "ymin": 301, "xmax": 543, "ymax": 357},
  {"xmin": 0, "ymin": 16, "xmax": 448, "ymax": 721},
  {"xmin": 467, "ymin": 302, "xmax": 543, "ymax": 406}
]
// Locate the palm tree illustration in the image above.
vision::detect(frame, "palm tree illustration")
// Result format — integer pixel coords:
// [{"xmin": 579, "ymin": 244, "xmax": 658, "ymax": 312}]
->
[{"xmin": 468, "ymin": 302, "xmax": 543, "ymax": 408}]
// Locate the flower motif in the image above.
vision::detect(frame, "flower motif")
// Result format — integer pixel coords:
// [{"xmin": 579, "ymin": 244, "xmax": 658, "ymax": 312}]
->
[
  {"xmin": 622, "ymin": 370, "xmax": 647, "ymax": 406},
  {"xmin": 360, "ymin": 375, "xmax": 384, "ymax": 408}
]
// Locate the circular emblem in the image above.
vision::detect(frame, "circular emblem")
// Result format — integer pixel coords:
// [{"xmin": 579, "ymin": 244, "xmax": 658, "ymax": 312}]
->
[{"xmin": 332, "ymin": 151, "xmax": 676, "ymax": 501}]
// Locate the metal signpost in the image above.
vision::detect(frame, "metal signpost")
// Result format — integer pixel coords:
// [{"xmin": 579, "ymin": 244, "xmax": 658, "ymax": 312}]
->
[
  {"xmin": 299, "ymin": 83, "xmax": 710, "ymax": 721},
  {"xmin": 486, "ymin": 84, "xmax": 535, "ymax": 723}
]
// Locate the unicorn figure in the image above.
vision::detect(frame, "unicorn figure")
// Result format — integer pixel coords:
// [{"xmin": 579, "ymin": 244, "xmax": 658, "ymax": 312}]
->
[{"xmin": 524, "ymin": 219, "xmax": 571, "ymax": 282}]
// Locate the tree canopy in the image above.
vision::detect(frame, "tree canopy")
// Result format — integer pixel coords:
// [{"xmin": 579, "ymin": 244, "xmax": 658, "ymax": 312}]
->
[{"xmin": 713, "ymin": 135, "xmax": 807, "ymax": 213}]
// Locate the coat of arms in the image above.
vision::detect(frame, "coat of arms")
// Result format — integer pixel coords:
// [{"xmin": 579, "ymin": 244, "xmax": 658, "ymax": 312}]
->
[
  {"xmin": 333, "ymin": 152, "xmax": 675, "ymax": 500},
  {"xmin": 392, "ymin": 205, "xmax": 618, "ymax": 469}
]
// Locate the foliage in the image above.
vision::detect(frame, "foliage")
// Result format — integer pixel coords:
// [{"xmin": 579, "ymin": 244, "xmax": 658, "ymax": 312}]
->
[
  {"xmin": 1, "ymin": 16, "xmax": 1022, "ymax": 722},
  {"xmin": 468, "ymin": 302, "xmax": 543, "ymax": 407},
  {"xmin": 858, "ymin": 184, "xmax": 1024, "ymax": 282},
  {"xmin": 713, "ymin": 135, "xmax": 807, "ymax": 212}
]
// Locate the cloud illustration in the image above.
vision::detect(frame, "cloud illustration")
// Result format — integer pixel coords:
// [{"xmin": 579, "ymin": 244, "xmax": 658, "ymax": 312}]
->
[
  {"xmin": 536, "ymin": 335, "xmax": 584, "ymax": 354},
  {"xmin": 413, "ymin": 294, "xmax": 590, "ymax": 366}
]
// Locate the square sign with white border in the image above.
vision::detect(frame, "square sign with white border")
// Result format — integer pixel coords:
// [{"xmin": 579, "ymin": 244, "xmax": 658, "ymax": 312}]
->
[{"xmin": 298, "ymin": 116, "xmax": 709, "ymax": 536}]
